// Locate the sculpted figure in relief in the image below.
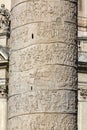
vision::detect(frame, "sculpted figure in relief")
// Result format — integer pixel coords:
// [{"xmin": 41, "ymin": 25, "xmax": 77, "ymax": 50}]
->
[{"xmin": 0, "ymin": 4, "xmax": 10, "ymax": 31}]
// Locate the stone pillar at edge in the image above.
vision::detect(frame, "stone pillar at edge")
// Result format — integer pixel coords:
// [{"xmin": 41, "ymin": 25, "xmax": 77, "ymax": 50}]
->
[
  {"xmin": 8, "ymin": 0, "xmax": 78, "ymax": 130},
  {"xmin": 0, "ymin": 98, "xmax": 7, "ymax": 130}
]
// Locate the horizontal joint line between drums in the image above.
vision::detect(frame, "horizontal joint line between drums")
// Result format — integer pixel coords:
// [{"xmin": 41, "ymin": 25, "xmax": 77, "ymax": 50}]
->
[{"xmin": 8, "ymin": 112, "xmax": 77, "ymax": 120}]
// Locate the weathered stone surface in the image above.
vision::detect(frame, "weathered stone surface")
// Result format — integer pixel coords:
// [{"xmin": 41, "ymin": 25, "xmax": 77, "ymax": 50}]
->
[
  {"xmin": 11, "ymin": 0, "xmax": 77, "ymax": 29},
  {"xmin": 10, "ymin": 22, "xmax": 77, "ymax": 51},
  {"xmin": 9, "ymin": 43, "xmax": 77, "ymax": 72},
  {"xmin": 8, "ymin": 0, "xmax": 78, "ymax": 129},
  {"xmin": 9, "ymin": 66, "xmax": 77, "ymax": 96},
  {"xmin": 8, "ymin": 90, "xmax": 77, "ymax": 118},
  {"xmin": 78, "ymin": 89, "xmax": 87, "ymax": 101},
  {"xmin": 8, "ymin": 114, "xmax": 77, "ymax": 130},
  {"xmin": 11, "ymin": 0, "xmax": 25, "ymax": 8},
  {"xmin": 0, "ymin": 4, "xmax": 10, "ymax": 34}
]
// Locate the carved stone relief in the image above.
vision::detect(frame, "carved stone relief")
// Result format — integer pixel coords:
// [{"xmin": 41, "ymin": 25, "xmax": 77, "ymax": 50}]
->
[
  {"xmin": 0, "ymin": 4, "xmax": 10, "ymax": 33},
  {"xmin": 79, "ymin": 89, "xmax": 87, "ymax": 100},
  {"xmin": 11, "ymin": 0, "xmax": 77, "ymax": 29},
  {"xmin": 0, "ymin": 86, "xmax": 7, "ymax": 98},
  {"xmin": 8, "ymin": 114, "xmax": 77, "ymax": 130},
  {"xmin": 9, "ymin": 0, "xmax": 78, "ymax": 130}
]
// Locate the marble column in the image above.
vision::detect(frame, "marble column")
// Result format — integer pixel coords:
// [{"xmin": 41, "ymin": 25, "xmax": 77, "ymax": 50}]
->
[{"xmin": 8, "ymin": 0, "xmax": 78, "ymax": 130}]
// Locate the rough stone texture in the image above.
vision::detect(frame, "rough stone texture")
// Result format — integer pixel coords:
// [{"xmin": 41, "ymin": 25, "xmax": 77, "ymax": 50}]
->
[
  {"xmin": 8, "ymin": 114, "xmax": 77, "ymax": 130},
  {"xmin": 8, "ymin": 0, "xmax": 78, "ymax": 130},
  {"xmin": 10, "ymin": 23, "xmax": 77, "ymax": 50},
  {"xmin": 9, "ymin": 66, "xmax": 77, "ymax": 96},
  {"xmin": 11, "ymin": 0, "xmax": 77, "ymax": 29},
  {"xmin": 8, "ymin": 90, "xmax": 77, "ymax": 118},
  {"xmin": 9, "ymin": 43, "xmax": 77, "ymax": 70}
]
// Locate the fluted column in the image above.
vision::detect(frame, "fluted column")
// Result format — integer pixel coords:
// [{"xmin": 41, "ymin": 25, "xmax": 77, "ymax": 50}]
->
[{"xmin": 8, "ymin": 0, "xmax": 78, "ymax": 130}]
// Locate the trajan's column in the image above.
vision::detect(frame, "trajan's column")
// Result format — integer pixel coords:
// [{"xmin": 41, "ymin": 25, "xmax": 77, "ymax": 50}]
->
[{"xmin": 8, "ymin": 0, "xmax": 78, "ymax": 130}]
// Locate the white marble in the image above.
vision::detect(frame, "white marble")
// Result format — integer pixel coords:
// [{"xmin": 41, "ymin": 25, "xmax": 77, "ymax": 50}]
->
[{"xmin": 0, "ymin": 98, "xmax": 7, "ymax": 130}]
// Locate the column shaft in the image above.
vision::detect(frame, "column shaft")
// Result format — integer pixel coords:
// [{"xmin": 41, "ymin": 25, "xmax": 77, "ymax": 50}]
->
[{"xmin": 8, "ymin": 0, "xmax": 78, "ymax": 130}]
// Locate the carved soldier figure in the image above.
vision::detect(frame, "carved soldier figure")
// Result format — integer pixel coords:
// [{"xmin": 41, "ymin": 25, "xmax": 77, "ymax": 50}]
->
[{"xmin": 0, "ymin": 4, "xmax": 10, "ymax": 31}]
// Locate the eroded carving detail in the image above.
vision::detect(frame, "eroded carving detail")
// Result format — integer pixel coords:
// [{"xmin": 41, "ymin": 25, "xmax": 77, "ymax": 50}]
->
[
  {"xmin": 0, "ymin": 4, "xmax": 10, "ymax": 33},
  {"xmin": 8, "ymin": 114, "xmax": 77, "ymax": 130},
  {"xmin": 0, "ymin": 86, "xmax": 7, "ymax": 98},
  {"xmin": 80, "ymin": 89, "xmax": 87, "ymax": 99},
  {"xmin": 9, "ymin": 0, "xmax": 77, "ymax": 129}
]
